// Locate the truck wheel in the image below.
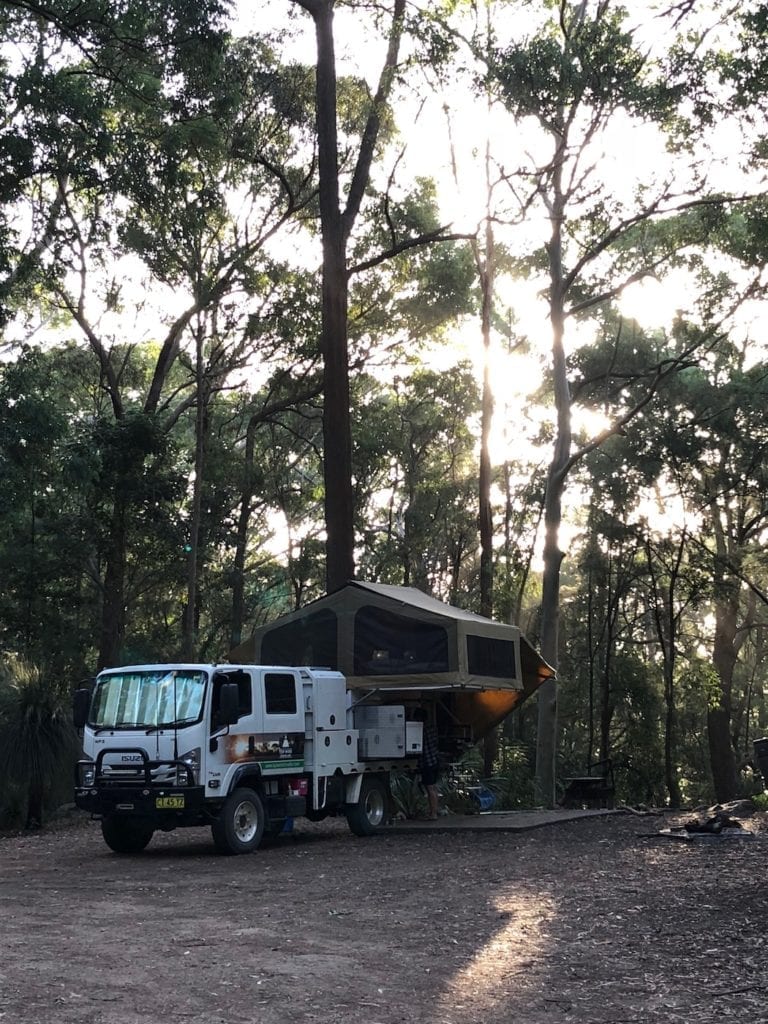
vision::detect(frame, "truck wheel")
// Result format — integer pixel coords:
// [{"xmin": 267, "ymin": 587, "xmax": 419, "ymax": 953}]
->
[
  {"xmin": 101, "ymin": 816, "xmax": 154, "ymax": 854},
  {"xmin": 212, "ymin": 787, "xmax": 265, "ymax": 855},
  {"xmin": 346, "ymin": 775, "xmax": 388, "ymax": 836}
]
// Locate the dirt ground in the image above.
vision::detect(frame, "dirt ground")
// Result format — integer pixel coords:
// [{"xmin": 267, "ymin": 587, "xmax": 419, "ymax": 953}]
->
[{"xmin": 2, "ymin": 809, "xmax": 768, "ymax": 1024}]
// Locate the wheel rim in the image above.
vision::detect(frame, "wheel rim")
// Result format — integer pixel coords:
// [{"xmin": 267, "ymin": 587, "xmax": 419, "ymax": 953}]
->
[
  {"xmin": 364, "ymin": 789, "xmax": 385, "ymax": 827},
  {"xmin": 233, "ymin": 799, "xmax": 260, "ymax": 843}
]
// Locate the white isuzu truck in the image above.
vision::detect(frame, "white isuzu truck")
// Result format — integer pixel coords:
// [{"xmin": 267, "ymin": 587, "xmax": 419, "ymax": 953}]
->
[{"xmin": 73, "ymin": 663, "xmax": 423, "ymax": 855}]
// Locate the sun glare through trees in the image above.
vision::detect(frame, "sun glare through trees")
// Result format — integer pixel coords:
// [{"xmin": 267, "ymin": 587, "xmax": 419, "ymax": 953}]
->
[{"xmin": 2, "ymin": 0, "xmax": 768, "ymax": 822}]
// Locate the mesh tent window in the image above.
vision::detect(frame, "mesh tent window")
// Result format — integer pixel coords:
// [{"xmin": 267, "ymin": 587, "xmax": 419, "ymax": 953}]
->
[
  {"xmin": 260, "ymin": 609, "xmax": 338, "ymax": 668},
  {"xmin": 353, "ymin": 605, "xmax": 450, "ymax": 675},
  {"xmin": 466, "ymin": 634, "xmax": 519, "ymax": 680}
]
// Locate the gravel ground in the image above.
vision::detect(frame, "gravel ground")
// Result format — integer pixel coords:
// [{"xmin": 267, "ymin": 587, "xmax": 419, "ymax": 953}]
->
[{"xmin": 1, "ymin": 809, "xmax": 767, "ymax": 1024}]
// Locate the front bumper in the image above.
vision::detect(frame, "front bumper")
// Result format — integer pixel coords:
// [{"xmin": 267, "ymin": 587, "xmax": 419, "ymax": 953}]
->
[
  {"xmin": 75, "ymin": 753, "xmax": 206, "ymax": 823},
  {"xmin": 75, "ymin": 783, "xmax": 207, "ymax": 821}
]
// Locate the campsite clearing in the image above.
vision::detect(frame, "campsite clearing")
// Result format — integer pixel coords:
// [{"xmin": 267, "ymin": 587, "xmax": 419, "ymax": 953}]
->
[{"xmin": 1, "ymin": 809, "xmax": 766, "ymax": 1024}]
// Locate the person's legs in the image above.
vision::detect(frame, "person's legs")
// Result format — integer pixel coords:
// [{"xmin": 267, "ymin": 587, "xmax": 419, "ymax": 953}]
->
[{"xmin": 426, "ymin": 784, "xmax": 439, "ymax": 819}]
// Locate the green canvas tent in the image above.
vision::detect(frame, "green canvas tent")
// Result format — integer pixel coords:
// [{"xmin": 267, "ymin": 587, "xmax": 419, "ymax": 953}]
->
[{"xmin": 230, "ymin": 582, "xmax": 554, "ymax": 747}]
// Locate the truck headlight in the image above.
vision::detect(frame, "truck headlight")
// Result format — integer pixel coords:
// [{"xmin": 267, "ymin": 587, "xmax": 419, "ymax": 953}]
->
[
  {"xmin": 178, "ymin": 748, "xmax": 200, "ymax": 785},
  {"xmin": 80, "ymin": 763, "xmax": 96, "ymax": 787}
]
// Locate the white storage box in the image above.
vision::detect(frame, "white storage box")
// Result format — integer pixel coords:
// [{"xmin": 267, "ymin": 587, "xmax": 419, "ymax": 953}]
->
[
  {"xmin": 354, "ymin": 705, "xmax": 405, "ymax": 729},
  {"xmin": 405, "ymin": 721, "xmax": 423, "ymax": 754},
  {"xmin": 358, "ymin": 726, "xmax": 405, "ymax": 759}
]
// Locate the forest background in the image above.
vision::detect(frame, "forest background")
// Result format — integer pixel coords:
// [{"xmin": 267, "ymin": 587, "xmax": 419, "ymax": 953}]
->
[{"xmin": 2, "ymin": 0, "xmax": 768, "ymax": 826}]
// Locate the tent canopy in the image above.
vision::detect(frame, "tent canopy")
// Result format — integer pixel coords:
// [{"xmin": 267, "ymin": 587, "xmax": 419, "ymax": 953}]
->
[{"xmin": 230, "ymin": 582, "xmax": 555, "ymax": 745}]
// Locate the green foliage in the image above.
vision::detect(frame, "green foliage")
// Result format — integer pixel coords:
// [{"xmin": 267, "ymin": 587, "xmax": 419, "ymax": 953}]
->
[
  {"xmin": 490, "ymin": 6, "xmax": 678, "ymax": 130},
  {"xmin": 486, "ymin": 739, "xmax": 535, "ymax": 809},
  {"xmin": 355, "ymin": 365, "xmax": 482, "ymax": 596},
  {"xmin": 390, "ymin": 771, "xmax": 429, "ymax": 819},
  {"xmin": 0, "ymin": 0, "xmax": 231, "ymax": 321},
  {"xmin": 0, "ymin": 656, "xmax": 79, "ymax": 829},
  {"xmin": 439, "ymin": 751, "xmax": 485, "ymax": 816},
  {"xmin": 715, "ymin": 199, "xmax": 768, "ymax": 267},
  {"xmin": 0, "ymin": 347, "xmax": 96, "ymax": 672},
  {"xmin": 434, "ymin": 741, "xmax": 535, "ymax": 814}
]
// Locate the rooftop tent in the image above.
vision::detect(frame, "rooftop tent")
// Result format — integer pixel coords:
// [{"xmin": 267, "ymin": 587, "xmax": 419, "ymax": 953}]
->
[{"xmin": 229, "ymin": 581, "xmax": 555, "ymax": 744}]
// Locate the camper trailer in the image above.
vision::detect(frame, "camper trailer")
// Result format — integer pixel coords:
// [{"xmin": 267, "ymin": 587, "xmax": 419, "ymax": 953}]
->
[{"xmin": 74, "ymin": 585, "xmax": 554, "ymax": 855}]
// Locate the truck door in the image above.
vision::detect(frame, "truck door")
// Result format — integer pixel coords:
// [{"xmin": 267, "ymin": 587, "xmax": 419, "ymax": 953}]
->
[
  {"xmin": 205, "ymin": 668, "xmax": 263, "ymax": 793},
  {"xmin": 257, "ymin": 669, "xmax": 305, "ymax": 774}
]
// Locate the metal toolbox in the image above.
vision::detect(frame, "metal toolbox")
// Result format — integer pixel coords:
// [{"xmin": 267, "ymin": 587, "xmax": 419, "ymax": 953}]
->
[
  {"xmin": 353, "ymin": 705, "xmax": 405, "ymax": 729},
  {"xmin": 358, "ymin": 726, "xmax": 405, "ymax": 759}
]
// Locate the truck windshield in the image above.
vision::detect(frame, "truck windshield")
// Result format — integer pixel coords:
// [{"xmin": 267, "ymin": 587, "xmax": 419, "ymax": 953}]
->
[{"xmin": 89, "ymin": 670, "xmax": 207, "ymax": 730}]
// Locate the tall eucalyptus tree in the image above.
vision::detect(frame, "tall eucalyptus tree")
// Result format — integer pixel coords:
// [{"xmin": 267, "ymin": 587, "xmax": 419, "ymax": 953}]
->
[
  {"xmin": 288, "ymin": 0, "xmax": 471, "ymax": 591},
  {"xmin": 489, "ymin": 2, "xmax": 735, "ymax": 803}
]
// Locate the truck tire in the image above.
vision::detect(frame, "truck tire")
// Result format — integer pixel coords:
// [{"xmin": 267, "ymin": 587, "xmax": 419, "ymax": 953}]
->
[
  {"xmin": 212, "ymin": 787, "xmax": 265, "ymax": 855},
  {"xmin": 101, "ymin": 816, "xmax": 154, "ymax": 854},
  {"xmin": 346, "ymin": 775, "xmax": 389, "ymax": 836}
]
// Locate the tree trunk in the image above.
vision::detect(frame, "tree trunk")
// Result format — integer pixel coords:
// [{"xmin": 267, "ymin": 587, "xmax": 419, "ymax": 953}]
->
[
  {"xmin": 599, "ymin": 642, "xmax": 613, "ymax": 767},
  {"xmin": 586, "ymin": 561, "xmax": 596, "ymax": 765},
  {"xmin": 299, "ymin": 0, "xmax": 405, "ymax": 593},
  {"xmin": 644, "ymin": 533, "xmax": 685, "ymax": 807},
  {"xmin": 598, "ymin": 557, "xmax": 623, "ymax": 768},
  {"xmin": 477, "ymin": 141, "xmax": 495, "ymax": 621},
  {"xmin": 98, "ymin": 497, "xmax": 127, "ymax": 669},
  {"xmin": 24, "ymin": 483, "xmax": 37, "ymax": 655},
  {"xmin": 310, "ymin": 0, "xmax": 355, "ymax": 593},
  {"xmin": 661, "ymin": 584, "xmax": 682, "ymax": 807},
  {"xmin": 320, "ymin": 239, "xmax": 354, "ymax": 592},
  {"xmin": 479, "ymin": 205, "xmax": 496, "ymax": 791},
  {"xmin": 663, "ymin": 664, "xmax": 682, "ymax": 806},
  {"xmin": 535, "ymin": 178, "xmax": 570, "ymax": 808},
  {"xmin": 182, "ymin": 321, "xmax": 208, "ymax": 660},
  {"xmin": 482, "ymin": 728, "xmax": 497, "ymax": 777},
  {"xmin": 708, "ymin": 589, "xmax": 740, "ymax": 802},
  {"xmin": 706, "ymin": 484, "xmax": 741, "ymax": 803},
  {"xmin": 535, "ymin": 468, "xmax": 565, "ymax": 806},
  {"xmin": 230, "ymin": 421, "xmax": 257, "ymax": 650}
]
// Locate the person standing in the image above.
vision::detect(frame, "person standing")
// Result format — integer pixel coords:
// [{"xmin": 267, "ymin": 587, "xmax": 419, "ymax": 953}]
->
[{"xmin": 414, "ymin": 708, "xmax": 440, "ymax": 820}]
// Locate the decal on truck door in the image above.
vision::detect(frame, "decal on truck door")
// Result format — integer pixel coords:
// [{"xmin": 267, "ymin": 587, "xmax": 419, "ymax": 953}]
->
[{"xmin": 224, "ymin": 732, "xmax": 305, "ymax": 771}]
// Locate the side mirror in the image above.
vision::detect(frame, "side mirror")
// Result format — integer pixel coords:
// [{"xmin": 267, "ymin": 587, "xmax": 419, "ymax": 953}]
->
[
  {"xmin": 218, "ymin": 682, "xmax": 240, "ymax": 726},
  {"xmin": 73, "ymin": 688, "xmax": 91, "ymax": 729}
]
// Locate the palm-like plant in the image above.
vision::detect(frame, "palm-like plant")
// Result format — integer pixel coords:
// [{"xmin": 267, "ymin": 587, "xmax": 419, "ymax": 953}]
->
[{"xmin": 0, "ymin": 656, "xmax": 78, "ymax": 828}]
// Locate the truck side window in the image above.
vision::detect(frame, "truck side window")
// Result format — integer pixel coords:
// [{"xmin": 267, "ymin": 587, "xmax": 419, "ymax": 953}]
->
[
  {"xmin": 211, "ymin": 670, "xmax": 253, "ymax": 727},
  {"xmin": 264, "ymin": 673, "xmax": 297, "ymax": 715}
]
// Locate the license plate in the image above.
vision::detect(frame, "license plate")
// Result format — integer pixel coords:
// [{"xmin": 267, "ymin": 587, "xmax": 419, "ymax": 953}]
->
[{"xmin": 156, "ymin": 795, "xmax": 185, "ymax": 809}]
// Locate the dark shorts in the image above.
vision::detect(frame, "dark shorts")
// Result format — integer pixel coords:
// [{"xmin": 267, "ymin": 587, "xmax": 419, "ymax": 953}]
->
[{"xmin": 421, "ymin": 764, "xmax": 439, "ymax": 786}]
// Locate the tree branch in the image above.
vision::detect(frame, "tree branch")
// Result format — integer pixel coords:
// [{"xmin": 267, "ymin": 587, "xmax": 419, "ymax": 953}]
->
[
  {"xmin": 347, "ymin": 228, "xmax": 474, "ymax": 276},
  {"xmin": 563, "ymin": 335, "xmax": 723, "ymax": 478},
  {"xmin": 342, "ymin": 0, "xmax": 406, "ymax": 240},
  {"xmin": 0, "ymin": 172, "xmax": 69, "ymax": 315}
]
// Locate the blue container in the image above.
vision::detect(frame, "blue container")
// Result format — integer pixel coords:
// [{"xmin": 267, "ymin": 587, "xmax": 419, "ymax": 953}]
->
[{"xmin": 469, "ymin": 786, "xmax": 496, "ymax": 812}]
